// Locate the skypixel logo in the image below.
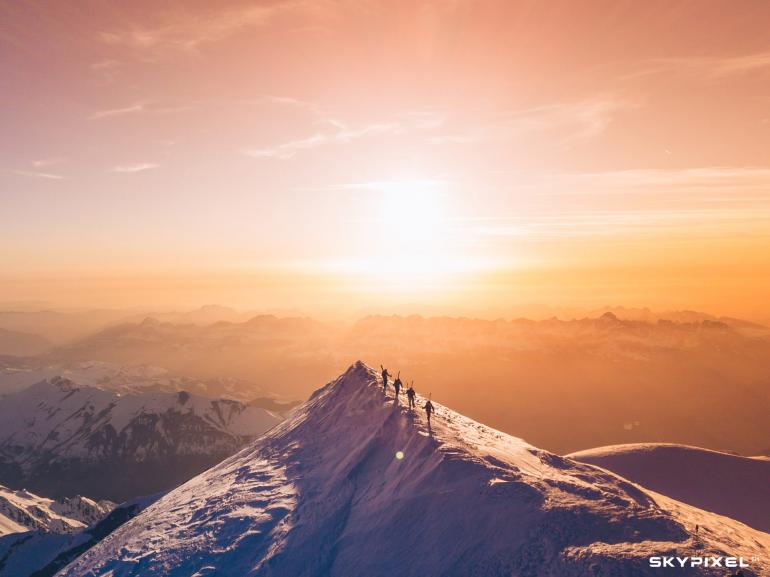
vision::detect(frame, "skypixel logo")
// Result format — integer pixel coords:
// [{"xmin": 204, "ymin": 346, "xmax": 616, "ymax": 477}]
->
[{"xmin": 649, "ymin": 556, "xmax": 751, "ymax": 569}]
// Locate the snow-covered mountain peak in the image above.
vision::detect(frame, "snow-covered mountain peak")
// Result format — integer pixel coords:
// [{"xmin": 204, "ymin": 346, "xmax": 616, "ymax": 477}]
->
[
  {"xmin": 0, "ymin": 484, "xmax": 113, "ymax": 536},
  {"xmin": 0, "ymin": 377, "xmax": 282, "ymax": 501},
  {"xmin": 46, "ymin": 375, "xmax": 80, "ymax": 393},
  {"xmin": 60, "ymin": 362, "xmax": 770, "ymax": 577}
]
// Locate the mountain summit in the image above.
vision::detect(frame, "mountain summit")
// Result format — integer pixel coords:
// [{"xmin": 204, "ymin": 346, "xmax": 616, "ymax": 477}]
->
[{"xmin": 60, "ymin": 362, "xmax": 768, "ymax": 577}]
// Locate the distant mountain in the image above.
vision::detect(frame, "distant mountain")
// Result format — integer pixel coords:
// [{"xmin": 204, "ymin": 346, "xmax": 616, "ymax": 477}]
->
[
  {"xmin": 0, "ymin": 328, "xmax": 51, "ymax": 357},
  {"xmin": 568, "ymin": 443, "xmax": 770, "ymax": 533},
  {"xmin": 121, "ymin": 305, "xmax": 251, "ymax": 326},
  {"xmin": 44, "ymin": 313, "xmax": 770, "ymax": 456},
  {"xmin": 50, "ymin": 314, "xmax": 333, "ymax": 397},
  {"xmin": 0, "ymin": 378, "xmax": 281, "ymax": 501},
  {"xmin": 0, "ymin": 493, "xmax": 159, "ymax": 577},
  {"xmin": 0, "ymin": 310, "xmax": 133, "ymax": 345},
  {"xmin": 0, "ymin": 360, "xmax": 279, "ymax": 402},
  {"xmin": 0, "ymin": 485, "xmax": 112, "ymax": 537},
  {"xmin": 56, "ymin": 363, "xmax": 769, "ymax": 577}
]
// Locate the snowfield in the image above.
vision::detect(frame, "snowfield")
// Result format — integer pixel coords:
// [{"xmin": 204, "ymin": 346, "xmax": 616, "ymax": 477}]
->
[
  {"xmin": 568, "ymin": 443, "xmax": 770, "ymax": 533},
  {"xmin": 58, "ymin": 362, "xmax": 769, "ymax": 577}
]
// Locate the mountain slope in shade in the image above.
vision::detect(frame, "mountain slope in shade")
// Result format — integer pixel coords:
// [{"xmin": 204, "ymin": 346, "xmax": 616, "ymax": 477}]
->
[
  {"xmin": 567, "ymin": 443, "xmax": 770, "ymax": 533},
  {"xmin": 0, "ymin": 493, "xmax": 160, "ymax": 577},
  {"xmin": 0, "ymin": 377, "xmax": 282, "ymax": 501},
  {"xmin": 0, "ymin": 485, "xmax": 112, "ymax": 537},
  {"xmin": 59, "ymin": 363, "xmax": 769, "ymax": 577}
]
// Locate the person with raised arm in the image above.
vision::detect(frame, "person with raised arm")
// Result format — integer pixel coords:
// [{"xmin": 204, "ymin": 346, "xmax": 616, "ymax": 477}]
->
[{"xmin": 380, "ymin": 365, "xmax": 390, "ymax": 394}]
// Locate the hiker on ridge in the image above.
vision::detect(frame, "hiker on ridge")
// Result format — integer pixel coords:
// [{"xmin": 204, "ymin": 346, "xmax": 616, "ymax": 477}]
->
[
  {"xmin": 425, "ymin": 398, "xmax": 434, "ymax": 426},
  {"xmin": 393, "ymin": 372, "xmax": 402, "ymax": 397},
  {"xmin": 406, "ymin": 382, "xmax": 416, "ymax": 409},
  {"xmin": 380, "ymin": 365, "xmax": 390, "ymax": 394}
]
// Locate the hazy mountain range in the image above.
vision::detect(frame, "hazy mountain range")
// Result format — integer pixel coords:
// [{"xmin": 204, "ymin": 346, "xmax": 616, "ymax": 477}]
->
[{"xmin": 0, "ymin": 309, "xmax": 762, "ymax": 457}]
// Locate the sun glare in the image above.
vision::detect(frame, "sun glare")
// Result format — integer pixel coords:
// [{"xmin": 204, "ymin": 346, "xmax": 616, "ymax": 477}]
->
[{"xmin": 365, "ymin": 179, "xmax": 454, "ymax": 284}]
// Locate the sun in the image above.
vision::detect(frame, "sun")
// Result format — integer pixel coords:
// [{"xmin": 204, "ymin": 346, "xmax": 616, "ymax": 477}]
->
[
  {"xmin": 314, "ymin": 178, "xmax": 482, "ymax": 292},
  {"xmin": 367, "ymin": 179, "xmax": 450, "ymax": 280}
]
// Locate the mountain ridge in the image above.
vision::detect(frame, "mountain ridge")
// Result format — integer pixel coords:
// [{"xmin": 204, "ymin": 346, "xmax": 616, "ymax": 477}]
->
[{"xmin": 58, "ymin": 362, "xmax": 769, "ymax": 576}]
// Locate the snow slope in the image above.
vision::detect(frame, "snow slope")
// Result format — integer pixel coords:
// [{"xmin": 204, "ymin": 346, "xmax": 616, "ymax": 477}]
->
[
  {"xmin": 0, "ymin": 485, "xmax": 112, "ymax": 537},
  {"xmin": 568, "ymin": 443, "xmax": 770, "ymax": 533},
  {"xmin": 57, "ymin": 362, "xmax": 769, "ymax": 577},
  {"xmin": 0, "ymin": 377, "xmax": 281, "ymax": 501}
]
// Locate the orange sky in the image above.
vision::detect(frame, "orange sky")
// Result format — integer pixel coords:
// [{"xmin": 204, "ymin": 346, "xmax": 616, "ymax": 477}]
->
[{"xmin": 2, "ymin": 1, "xmax": 770, "ymax": 319}]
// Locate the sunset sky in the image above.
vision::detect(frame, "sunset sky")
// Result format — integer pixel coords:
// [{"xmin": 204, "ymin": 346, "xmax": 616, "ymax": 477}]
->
[{"xmin": 2, "ymin": 1, "xmax": 770, "ymax": 318}]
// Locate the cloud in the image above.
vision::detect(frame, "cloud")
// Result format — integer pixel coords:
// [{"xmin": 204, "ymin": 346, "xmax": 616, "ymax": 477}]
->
[
  {"xmin": 110, "ymin": 163, "xmax": 159, "ymax": 173},
  {"xmin": 462, "ymin": 166, "xmax": 770, "ymax": 240},
  {"xmin": 90, "ymin": 101, "xmax": 195, "ymax": 120},
  {"xmin": 545, "ymin": 167, "xmax": 770, "ymax": 195},
  {"xmin": 6, "ymin": 169, "xmax": 64, "ymax": 180},
  {"xmin": 504, "ymin": 98, "xmax": 630, "ymax": 144},
  {"xmin": 258, "ymin": 95, "xmax": 320, "ymax": 112},
  {"xmin": 90, "ymin": 103, "xmax": 145, "ymax": 120},
  {"xmin": 244, "ymin": 122, "xmax": 402, "ymax": 159},
  {"xmin": 627, "ymin": 50, "xmax": 770, "ymax": 80},
  {"xmin": 242, "ymin": 103, "xmax": 444, "ymax": 160},
  {"xmin": 430, "ymin": 97, "xmax": 633, "ymax": 146},
  {"xmin": 31, "ymin": 158, "xmax": 63, "ymax": 168},
  {"xmin": 98, "ymin": 2, "xmax": 305, "ymax": 53}
]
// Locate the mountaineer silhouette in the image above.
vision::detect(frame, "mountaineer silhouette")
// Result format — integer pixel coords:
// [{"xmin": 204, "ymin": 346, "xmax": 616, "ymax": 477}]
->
[
  {"xmin": 406, "ymin": 382, "xmax": 416, "ymax": 409},
  {"xmin": 425, "ymin": 399, "xmax": 434, "ymax": 426},
  {"xmin": 380, "ymin": 365, "xmax": 390, "ymax": 394}
]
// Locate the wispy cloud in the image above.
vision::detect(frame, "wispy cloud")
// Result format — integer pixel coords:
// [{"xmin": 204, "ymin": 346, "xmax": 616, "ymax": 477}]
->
[
  {"xmin": 430, "ymin": 97, "xmax": 634, "ymax": 146},
  {"xmin": 98, "ymin": 2, "xmax": 305, "ymax": 53},
  {"xmin": 257, "ymin": 95, "xmax": 321, "ymax": 112},
  {"xmin": 461, "ymin": 166, "xmax": 770, "ymax": 240},
  {"xmin": 90, "ymin": 101, "xmax": 195, "ymax": 120},
  {"xmin": 90, "ymin": 102, "xmax": 145, "ymax": 120},
  {"xmin": 506, "ymin": 98, "xmax": 630, "ymax": 144},
  {"xmin": 31, "ymin": 158, "xmax": 63, "ymax": 168},
  {"xmin": 627, "ymin": 50, "xmax": 770, "ymax": 80},
  {"xmin": 244, "ymin": 108, "xmax": 444, "ymax": 159},
  {"xmin": 541, "ymin": 167, "xmax": 770, "ymax": 195},
  {"xmin": 89, "ymin": 59, "xmax": 124, "ymax": 83},
  {"xmin": 5, "ymin": 169, "xmax": 64, "ymax": 180},
  {"xmin": 244, "ymin": 122, "xmax": 402, "ymax": 159},
  {"xmin": 110, "ymin": 163, "xmax": 159, "ymax": 173}
]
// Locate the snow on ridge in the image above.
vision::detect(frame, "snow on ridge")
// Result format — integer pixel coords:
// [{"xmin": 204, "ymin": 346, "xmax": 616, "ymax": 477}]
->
[{"xmin": 59, "ymin": 361, "xmax": 770, "ymax": 577}]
